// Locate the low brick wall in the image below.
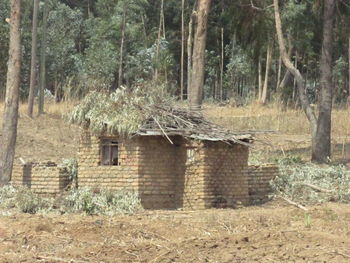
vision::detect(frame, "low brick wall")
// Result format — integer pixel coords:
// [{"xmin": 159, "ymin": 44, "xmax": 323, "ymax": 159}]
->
[
  {"xmin": 11, "ymin": 162, "xmax": 70, "ymax": 195},
  {"xmin": 11, "ymin": 158, "xmax": 279, "ymax": 208},
  {"xmin": 247, "ymin": 164, "xmax": 279, "ymax": 205}
]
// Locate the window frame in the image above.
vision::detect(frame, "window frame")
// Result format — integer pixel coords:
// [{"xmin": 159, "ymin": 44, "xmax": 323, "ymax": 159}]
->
[
  {"xmin": 100, "ymin": 139, "xmax": 119, "ymax": 166},
  {"xmin": 186, "ymin": 147, "xmax": 196, "ymax": 164}
]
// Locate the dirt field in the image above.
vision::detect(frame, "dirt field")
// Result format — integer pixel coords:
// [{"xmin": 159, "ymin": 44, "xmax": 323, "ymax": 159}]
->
[
  {"xmin": 0, "ymin": 102, "xmax": 349, "ymax": 262},
  {"xmin": 0, "ymin": 201, "xmax": 350, "ymax": 262}
]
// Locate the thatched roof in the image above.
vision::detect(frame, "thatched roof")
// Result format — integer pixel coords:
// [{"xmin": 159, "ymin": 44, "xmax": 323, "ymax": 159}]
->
[
  {"xmin": 136, "ymin": 105, "xmax": 252, "ymax": 146},
  {"xmin": 67, "ymin": 85, "xmax": 253, "ymax": 146}
]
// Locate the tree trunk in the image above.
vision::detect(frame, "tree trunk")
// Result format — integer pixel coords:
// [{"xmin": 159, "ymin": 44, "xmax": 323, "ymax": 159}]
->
[
  {"xmin": 189, "ymin": 0, "xmax": 211, "ymax": 111},
  {"xmin": 220, "ymin": 27, "xmax": 224, "ymax": 101},
  {"xmin": 180, "ymin": 0, "xmax": 185, "ymax": 100},
  {"xmin": 154, "ymin": 0, "xmax": 164, "ymax": 81},
  {"xmin": 292, "ymin": 50, "xmax": 298, "ymax": 101},
  {"xmin": 0, "ymin": 0, "xmax": 21, "ymax": 185},
  {"xmin": 276, "ymin": 55, "xmax": 282, "ymax": 94},
  {"xmin": 348, "ymin": 37, "xmax": 350, "ymax": 100},
  {"xmin": 162, "ymin": 2, "xmax": 166, "ymax": 39},
  {"xmin": 38, "ymin": 0, "xmax": 49, "ymax": 115},
  {"xmin": 87, "ymin": 0, "xmax": 91, "ymax": 18},
  {"xmin": 27, "ymin": 0, "xmax": 40, "ymax": 118},
  {"xmin": 278, "ymin": 42, "xmax": 295, "ymax": 93},
  {"xmin": 230, "ymin": 31, "xmax": 236, "ymax": 95},
  {"xmin": 141, "ymin": 13, "xmax": 148, "ymax": 46},
  {"xmin": 273, "ymin": 0, "xmax": 318, "ymax": 152},
  {"xmin": 187, "ymin": 9, "xmax": 194, "ymax": 100},
  {"xmin": 260, "ymin": 41, "xmax": 273, "ymax": 104},
  {"xmin": 279, "ymin": 70, "xmax": 293, "ymax": 91},
  {"xmin": 258, "ymin": 55, "xmax": 262, "ymax": 100},
  {"xmin": 118, "ymin": 6, "xmax": 126, "ymax": 88},
  {"xmin": 54, "ymin": 80, "xmax": 59, "ymax": 102},
  {"xmin": 312, "ymin": 0, "xmax": 336, "ymax": 163}
]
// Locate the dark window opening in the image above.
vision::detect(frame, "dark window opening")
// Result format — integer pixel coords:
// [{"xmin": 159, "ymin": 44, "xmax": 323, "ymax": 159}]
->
[{"xmin": 101, "ymin": 140, "xmax": 119, "ymax": 166}]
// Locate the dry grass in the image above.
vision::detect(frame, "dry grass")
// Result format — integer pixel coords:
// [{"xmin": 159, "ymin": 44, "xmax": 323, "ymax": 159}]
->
[
  {"xmin": 1, "ymin": 202, "xmax": 350, "ymax": 262},
  {"xmin": 0, "ymin": 101, "xmax": 348, "ymax": 136},
  {"xmin": 0, "ymin": 101, "xmax": 75, "ymax": 117},
  {"xmin": 0, "ymin": 100, "xmax": 349, "ymax": 164},
  {"xmin": 202, "ymin": 102, "xmax": 350, "ymax": 164},
  {"xmin": 0, "ymin": 101, "xmax": 78, "ymax": 163},
  {"xmin": 204, "ymin": 103, "xmax": 350, "ymax": 136}
]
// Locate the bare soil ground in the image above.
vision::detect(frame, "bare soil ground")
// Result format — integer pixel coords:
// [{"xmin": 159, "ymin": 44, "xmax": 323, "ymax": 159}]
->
[{"xmin": 1, "ymin": 201, "xmax": 350, "ymax": 262}]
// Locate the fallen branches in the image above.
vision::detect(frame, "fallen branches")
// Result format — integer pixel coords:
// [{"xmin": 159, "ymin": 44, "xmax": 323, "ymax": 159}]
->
[
  {"xmin": 297, "ymin": 183, "xmax": 333, "ymax": 193},
  {"xmin": 278, "ymin": 195, "xmax": 308, "ymax": 211},
  {"xmin": 271, "ymin": 161, "xmax": 349, "ymax": 206},
  {"xmin": 36, "ymin": 255, "xmax": 89, "ymax": 263}
]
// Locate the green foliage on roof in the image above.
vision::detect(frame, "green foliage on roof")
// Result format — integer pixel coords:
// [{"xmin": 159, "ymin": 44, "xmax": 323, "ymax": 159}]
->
[{"xmin": 67, "ymin": 83, "xmax": 174, "ymax": 137}]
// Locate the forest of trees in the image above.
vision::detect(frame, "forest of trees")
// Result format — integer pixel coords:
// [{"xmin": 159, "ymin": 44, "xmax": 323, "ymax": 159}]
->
[
  {"xmin": 0, "ymin": 0, "xmax": 349, "ymax": 105},
  {"xmin": 0, "ymin": 0, "xmax": 350, "ymax": 181}
]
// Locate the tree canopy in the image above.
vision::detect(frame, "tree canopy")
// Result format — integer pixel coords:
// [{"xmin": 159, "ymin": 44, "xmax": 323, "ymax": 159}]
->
[{"xmin": 0, "ymin": 0, "xmax": 348, "ymax": 105}]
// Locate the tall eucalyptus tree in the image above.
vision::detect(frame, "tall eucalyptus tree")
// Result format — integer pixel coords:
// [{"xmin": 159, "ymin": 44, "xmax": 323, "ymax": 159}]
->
[
  {"xmin": 274, "ymin": 0, "xmax": 337, "ymax": 163},
  {"xmin": 190, "ymin": 0, "xmax": 211, "ymax": 110},
  {"xmin": 0, "ymin": 0, "xmax": 22, "ymax": 185}
]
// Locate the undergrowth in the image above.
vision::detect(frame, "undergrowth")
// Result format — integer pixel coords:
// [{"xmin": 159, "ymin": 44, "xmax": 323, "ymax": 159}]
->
[
  {"xmin": 61, "ymin": 158, "xmax": 78, "ymax": 187},
  {"xmin": 0, "ymin": 185, "xmax": 53, "ymax": 214},
  {"xmin": 0, "ymin": 186, "xmax": 143, "ymax": 215},
  {"xmin": 271, "ymin": 158, "xmax": 350, "ymax": 205},
  {"xmin": 62, "ymin": 187, "xmax": 143, "ymax": 215}
]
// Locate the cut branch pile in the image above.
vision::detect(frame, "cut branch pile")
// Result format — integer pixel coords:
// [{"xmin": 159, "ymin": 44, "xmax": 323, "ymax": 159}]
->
[{"xmin": 271, "ymin": 160, "xmax": 350, "ymax": 206}]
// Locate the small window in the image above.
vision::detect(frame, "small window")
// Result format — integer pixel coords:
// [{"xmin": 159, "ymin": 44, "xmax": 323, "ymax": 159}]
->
[
  {"xmin": 101, "ymin": 139, "xmax": 119, "ymax": 166},
  {"xmin": 186, "ymin": 148, "xmax": 195, "ymax": 164}
]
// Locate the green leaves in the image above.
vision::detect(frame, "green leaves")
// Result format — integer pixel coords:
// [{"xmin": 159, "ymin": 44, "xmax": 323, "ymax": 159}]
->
[
  {"xmin": 67, "ymin": 82, "xmax": 173, "ymax": 136},
  {"xmin": 46, "ymin": 2, "xmax": 84, "ymax": 85},
  {"xmin": 271, "ymin": 161, "xmax": 350, "ymax": 205}
]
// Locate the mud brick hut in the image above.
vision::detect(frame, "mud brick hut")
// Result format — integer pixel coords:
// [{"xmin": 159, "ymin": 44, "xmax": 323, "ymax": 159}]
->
[{"xmin": 71, "ymin": 88, "xmax": 253, "ymax": 210}]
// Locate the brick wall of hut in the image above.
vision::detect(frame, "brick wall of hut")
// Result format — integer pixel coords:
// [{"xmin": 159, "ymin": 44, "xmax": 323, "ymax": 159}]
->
[
  {"xmin": 205, "ymin": 142, "xmax": 250, "ymax": 208},
  {"xmin": 138, "ymin": 136, "xmax": 185, "ymax": 209},
  {"xmin": 78, "ymin": 131, "xmax": 253, "ymax": 210},
  {"xmin": 247, "ymin": 164, "xmax": 279, "ymax": 204},
  {"xmin": 77, "ymin": 130, "xmax": 139, "ymax": 191},
  {"xmin": 10, "ymin": 130, "xmax": 279, "ymax": 208},
  {"xmin": 181, "ymin": 142, "xmax": 249, "ymax": 209},
  {"xmin": 177, "ymin": 141, "xmax": 207, "ymax": 209},
  {"xmin": 11, "ymin": 163, "xmax": 70, "ymax": 195}
]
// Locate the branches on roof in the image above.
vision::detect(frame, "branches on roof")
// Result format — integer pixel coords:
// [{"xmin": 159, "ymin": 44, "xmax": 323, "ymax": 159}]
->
[{"xmin": 67, "ymin": 83, "xmax": 253, "ymax": 145}]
